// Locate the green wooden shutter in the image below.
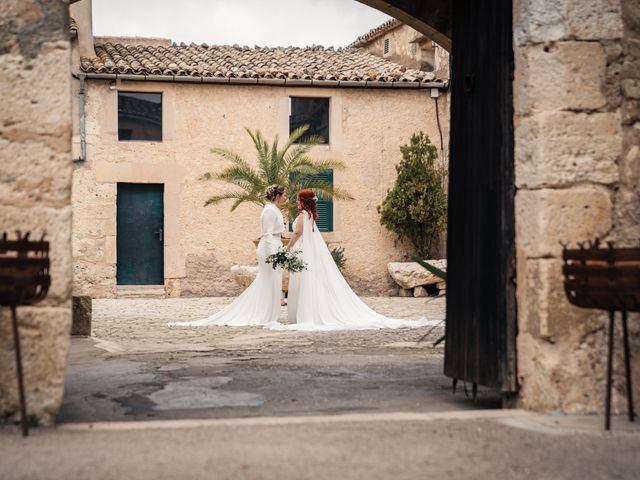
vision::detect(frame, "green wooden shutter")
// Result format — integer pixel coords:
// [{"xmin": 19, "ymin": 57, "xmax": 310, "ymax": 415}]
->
[
  {"xmin": 288, "ymin": 170, "xmax": 334, "ymax": 232},
  {"xmin": 315, "ymin": 170, "xmax": 333, "ymax": 232}
]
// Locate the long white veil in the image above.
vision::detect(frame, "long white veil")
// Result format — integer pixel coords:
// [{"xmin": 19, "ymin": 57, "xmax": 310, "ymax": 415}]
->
[{"xmin": 269, "ymin": 212, "xmax": 432, "ymax": 331}]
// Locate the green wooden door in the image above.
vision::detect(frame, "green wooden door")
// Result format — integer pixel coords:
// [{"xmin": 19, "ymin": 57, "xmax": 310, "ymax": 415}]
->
[{"xmin": 116, "ymin": 183, "xmax": 164, "ymax": 285}]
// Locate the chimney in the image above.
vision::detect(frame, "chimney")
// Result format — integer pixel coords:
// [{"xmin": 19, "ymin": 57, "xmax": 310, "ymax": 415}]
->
[{"xmin": 70, "ymin": 0, "xmax": 94, "ymax": 59}]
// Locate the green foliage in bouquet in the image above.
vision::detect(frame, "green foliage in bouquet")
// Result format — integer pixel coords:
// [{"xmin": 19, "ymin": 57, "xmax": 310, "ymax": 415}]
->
[
  {"xmin": 377, "ymin": 132, "xmax": 447, "ymax": 259},
  {"xmin": 265, "ymin": 247, "xmax": 307, "ymax": 273}
]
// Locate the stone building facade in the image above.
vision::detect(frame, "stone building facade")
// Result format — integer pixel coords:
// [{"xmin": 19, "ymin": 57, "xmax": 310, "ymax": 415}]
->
[
  {"xmin": 350, "ymin": 18, "xmax": 450, "ymax": 79},
  {"xmin": 69, "ymin": 10, "xmax": 451, "ymax": 299},
  {"xmin": 0, "ymin": 1, "xmax": 73, "ymax": 425}
]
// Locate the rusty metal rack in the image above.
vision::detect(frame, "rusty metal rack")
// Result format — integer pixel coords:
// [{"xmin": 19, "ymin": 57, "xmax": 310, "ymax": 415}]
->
[
  {"xmin": 0, "ymin": 232, "xmax": 50, "ymax": 436},
  {"xmin": 562, "ymin": 240, "xmax": 639, "ymax": 430}
]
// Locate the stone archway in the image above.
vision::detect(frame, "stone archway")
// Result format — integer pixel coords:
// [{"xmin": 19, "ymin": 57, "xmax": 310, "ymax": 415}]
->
[
  {"xmin": 2, "ymin": 0, "xmax": 638, "ymax": 426},
  {"xmin": 356, "ymin": 0, "xmax": 452, "ymax": 51}
]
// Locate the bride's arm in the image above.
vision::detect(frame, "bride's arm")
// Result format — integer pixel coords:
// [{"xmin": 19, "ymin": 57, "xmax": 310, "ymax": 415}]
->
[
  {"xmin": 286, "ymin": 213, "xmax": 304, "ymax": 249},
  {"xmin": 260, "ymin": 208, "xmax": 276, "ymax": 237}
]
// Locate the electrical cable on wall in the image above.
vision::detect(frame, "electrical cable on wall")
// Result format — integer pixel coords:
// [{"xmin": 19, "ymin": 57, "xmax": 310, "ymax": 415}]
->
[{"xmin": 434, "ymin": 95, "xmax": 444, "ymax": 155}]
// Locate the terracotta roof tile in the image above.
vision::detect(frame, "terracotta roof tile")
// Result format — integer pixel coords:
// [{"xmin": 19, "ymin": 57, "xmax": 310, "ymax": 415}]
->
[
  {"xmin": 80, "ymin": 42, "xmax": 437, "ymax": 84},
  {"xmin": 348, "ymin": 18, "xmax": 402, "ymax": 48}
]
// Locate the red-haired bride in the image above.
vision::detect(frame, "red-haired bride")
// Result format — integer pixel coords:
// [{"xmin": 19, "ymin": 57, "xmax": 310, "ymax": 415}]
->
[{"xmin": 278, "ymin": 189, "xmax": 429, "ymax": 330}]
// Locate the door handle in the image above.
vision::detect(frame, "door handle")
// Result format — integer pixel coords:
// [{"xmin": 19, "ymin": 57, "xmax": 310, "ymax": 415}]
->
[{"xmin": 154, "ymin": 228, "xmax": 163, "ymax": 242}]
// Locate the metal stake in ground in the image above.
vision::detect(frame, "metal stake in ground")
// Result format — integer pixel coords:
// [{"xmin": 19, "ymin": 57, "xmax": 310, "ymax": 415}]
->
[{"xmin": 0, "ymin": 232, "xmax": 51, "ymax": 437}]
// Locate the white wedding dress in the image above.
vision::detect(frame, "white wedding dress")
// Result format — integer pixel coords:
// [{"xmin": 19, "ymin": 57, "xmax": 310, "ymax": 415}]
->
[
  {"xmin": 271, "ymin": 211, "xmax": 430, "ymax": 331},
  {"xmin": 168, "ymin": 202, "xmax": 284, "ymax": 327}
]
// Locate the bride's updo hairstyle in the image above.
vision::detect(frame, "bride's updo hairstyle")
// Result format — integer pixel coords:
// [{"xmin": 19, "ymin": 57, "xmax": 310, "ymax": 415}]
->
[
  {"xmin": 265, "ymin": 184, "xmax": 285, "ymax": 202},
  {"xmin": 297, "ymin": 189, "xmax": 318, "ymax": 220}
]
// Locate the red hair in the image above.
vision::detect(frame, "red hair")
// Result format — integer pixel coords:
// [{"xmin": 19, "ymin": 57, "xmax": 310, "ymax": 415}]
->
[{"xmin": 297, "ymin": 189, "xmax": 318, "ymax": 221}]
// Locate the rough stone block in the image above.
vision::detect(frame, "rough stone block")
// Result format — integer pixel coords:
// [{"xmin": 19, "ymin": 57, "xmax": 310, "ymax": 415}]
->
[
  {"xmin": 622, "ymin": 144, "xmax": 640, "ymax": 186},
  {"xmin": 516, "ymin": 112, "xmax": 621, "ymax": 188},
  {"xmin": 230, "ymin": 264, "xmax": 259, "ymax": 290},
  {"xmin": 413, "ymin": 286, "xmax": 428, "ymax": 297},
  {"xmin": 398, "ymin": 288, "xmax": 413, "ymax": 297},
  {"xmin": 604, "ymin": 42, "xmax": 624, "ymax": 63},
  {"xmin": 0, "ymin": 306, "xmax": 71, "ymax": 426},
  {"xmin": 387, "ymin": 260, "xmax": 447, "ymax": 289},
  {"xmin": 0, "ymin": 205, "xmax": 72, "ymax": 306},
  {"xmin": 0, "ymin": 43, "xmax": 72, "ymax": 147},
  {"xmin": 622, "ymin": 78, "xmax": 640, "ymax": 99},
  {"xmin": 622, "ymin": 99, "xmax": 640, "ymax": 125},
  {"xmin": 71, "ymin": 169, "xmax": 117, "ymax": 203},
  {"xmin": 566, "ymin": 0, "xmax": 623, "ymax": 40},
  {"xmin": 179, "ymin": 254, "xmax": 241, "ymax": 297},
  {"xmin": 514, "ymin": 0, "xmax": 568, "ymax": 45},
  {"xmin": 611, "ymin": 187, "xmax": 640, "ymax": 244},
  {"xmin": 515, "ymin": 0, "xmax": 622, "ymax": 45},
  {"xmin": 71, "ymin": 296, "xmax": 92, "ymax": 336},
  {"xmin": 516, "ymin": 186, "xmax": 613, "ymax": 258},
  {"xmin": 517, "ymin": 258, "xmax": 605, "ymax": 339},
  {"xmin": 0, "ymin": 140, "xmax": 72, "ymax": 208},
  {"xmin": 515, "ymin": 42, "xmax": 607, "ymax": 114}
]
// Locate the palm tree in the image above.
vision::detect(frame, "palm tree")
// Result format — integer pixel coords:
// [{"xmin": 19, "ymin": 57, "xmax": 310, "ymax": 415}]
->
[{"xmin": 202, "ymin": 125, "xmax": 353, "ymax": 218}]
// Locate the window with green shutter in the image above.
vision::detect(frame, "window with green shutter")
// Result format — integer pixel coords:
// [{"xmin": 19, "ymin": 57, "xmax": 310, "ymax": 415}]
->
[{"xmin": 289, "ymin": 170, "xmax": 334, "ymax": 232}]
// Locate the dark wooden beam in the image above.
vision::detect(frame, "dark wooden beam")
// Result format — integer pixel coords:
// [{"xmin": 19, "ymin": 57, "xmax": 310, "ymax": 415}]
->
[{"xmin": 356, "ymin": 0, "xmax": 452, "ymax": 51}]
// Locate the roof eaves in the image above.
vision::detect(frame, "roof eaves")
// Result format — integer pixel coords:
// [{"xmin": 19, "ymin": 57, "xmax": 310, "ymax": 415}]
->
[{"xmin": 79, "ymin": 72, "xmax": 447, "ymax": 90}]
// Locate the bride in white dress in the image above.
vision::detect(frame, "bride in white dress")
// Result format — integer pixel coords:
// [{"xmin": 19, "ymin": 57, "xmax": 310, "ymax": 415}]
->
[
  {"xmin": 168, "ymin": 185, "xmax": 286, "ymax": 327},
  {"xmin": 272, "ymin": 189, "xmax": 429, "ymax": 331}
]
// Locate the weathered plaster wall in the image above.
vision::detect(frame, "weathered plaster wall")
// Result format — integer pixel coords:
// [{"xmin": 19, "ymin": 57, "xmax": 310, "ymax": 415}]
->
[
  {"xmin": 0, "ymin": 1, "xmax": 72, "ymax": 425},
  {"xmin": 514, "ymin": 0, "xmax": 640, "ymax": 413},
  {"xmin": 72, "ymin": 81, "xmax": 450, "ymax": 298}
]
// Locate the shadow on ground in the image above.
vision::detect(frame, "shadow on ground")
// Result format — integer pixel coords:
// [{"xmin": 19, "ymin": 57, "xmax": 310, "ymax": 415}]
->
[{"xmin": 58, "ymin": 297, "xmax": 501, "ymax": 423}]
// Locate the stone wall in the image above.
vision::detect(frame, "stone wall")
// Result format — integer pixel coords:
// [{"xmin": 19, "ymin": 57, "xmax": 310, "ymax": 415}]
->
[
  {"xmin": 0, "ymin": 1, "xmax": 72, "ymax": 425},
  {"xmin": 514, "ymin": 0, "xmax": 640, "ymax": 413},
  {"xmin": 361, "ymin": 23, "xmax": 450, "ymax": 79},
  {"xmin": 72, "ymin": 80, "xmax": 450, "ymax": 298},
  {"xmin": 362, "ymin": 24, "xmax": 433, "ymax": 69}
]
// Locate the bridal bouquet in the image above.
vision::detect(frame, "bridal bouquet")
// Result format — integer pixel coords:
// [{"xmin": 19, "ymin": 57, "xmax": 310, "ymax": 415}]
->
[{"xmin": 265, "ymin": 247, "xmax": 307, "ymax": 273}]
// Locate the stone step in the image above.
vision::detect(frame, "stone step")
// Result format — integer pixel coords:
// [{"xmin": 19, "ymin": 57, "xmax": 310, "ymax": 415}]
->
[{"xmin": 117, "ymin": 285, "xmax": 166, "ymax": 299}]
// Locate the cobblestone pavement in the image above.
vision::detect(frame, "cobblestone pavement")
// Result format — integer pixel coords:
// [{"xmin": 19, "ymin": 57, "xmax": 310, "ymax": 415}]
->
[
  {"xmin": 91, "ymin": 296, "xmax": 447, "ymax": 355},
  {"xmin": 56, "ymin": 295, "xmax": 491, "ymax": 424}
]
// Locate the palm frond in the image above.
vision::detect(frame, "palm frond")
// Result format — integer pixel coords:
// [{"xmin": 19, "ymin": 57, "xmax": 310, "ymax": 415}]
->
[
  {"xmin": 210, "ymin": 147, "xmax": 252, "ymax": 169},
  {"xmin": 204, "ymin": 126, "xmax": 354, "ymax": 213},
  {"xmin": 245, "ymin": 128, "xmax": 272, "ymax": 179},
  {"xmin": 280, "ymin": 125, "xmax": 311, "ymax": 153}
]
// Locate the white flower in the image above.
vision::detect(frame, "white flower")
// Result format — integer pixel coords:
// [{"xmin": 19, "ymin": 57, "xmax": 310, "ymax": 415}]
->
[{"xmin": 312, "ymin": 196, "xmax": 318, "ymax": 202}]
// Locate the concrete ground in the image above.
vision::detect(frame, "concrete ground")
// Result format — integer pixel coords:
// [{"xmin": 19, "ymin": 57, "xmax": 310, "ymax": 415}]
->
[
  {"xmin": 2, "ymin": 412, "xmax": 640, "ymax": 479},
  {"xmin": 59, "ymin": 296, "xmax": 504, "ymax": 423},
  {"xmin": 3, "ymin": 296, "xmax": 640, "ymax": 479}
]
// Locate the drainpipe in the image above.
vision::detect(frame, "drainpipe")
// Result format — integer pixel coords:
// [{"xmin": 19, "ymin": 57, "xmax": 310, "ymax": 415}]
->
[{"xmin": 74, "ymin": 74, "xmax": 86, "ymax": 162}]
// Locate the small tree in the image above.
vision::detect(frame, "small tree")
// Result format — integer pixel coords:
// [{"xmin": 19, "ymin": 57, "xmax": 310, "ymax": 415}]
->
[{"xmin": 377, "ymin": 132, "xmax": 447, "ymax": 259}]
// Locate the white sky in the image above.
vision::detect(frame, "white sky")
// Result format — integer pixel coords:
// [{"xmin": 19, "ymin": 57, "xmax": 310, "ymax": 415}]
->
[{"xmin": 92, "ymin": 0, "xmax": 391, "ymax": 48}]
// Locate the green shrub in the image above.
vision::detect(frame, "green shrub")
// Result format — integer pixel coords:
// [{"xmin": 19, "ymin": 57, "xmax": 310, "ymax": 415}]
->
[
  {"xmin": 377, "ymin": 132, "xmax": 447, "ymax": 259},
  {"xmin": 330, "ymin": 246, "xmax": 346, "ymax": 269}
]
